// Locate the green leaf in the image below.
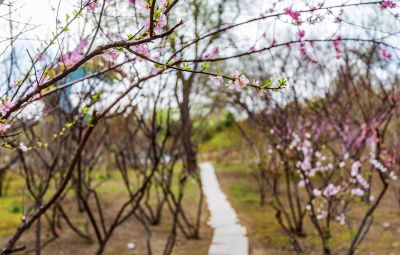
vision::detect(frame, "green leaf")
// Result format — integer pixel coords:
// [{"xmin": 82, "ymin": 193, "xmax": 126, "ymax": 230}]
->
[
  {"xmin": 182, "ymin": 63, "xmax": 192, "ymax": 71},
  {"xmin": 262, "ymin": 79, "xmax": 272, "ymax": 89},
  {"xmin": 201, "ymin": 62, "xmax": 209, "ymax": 71}
]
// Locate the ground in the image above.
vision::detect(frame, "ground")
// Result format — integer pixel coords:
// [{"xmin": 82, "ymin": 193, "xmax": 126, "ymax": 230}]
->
[
  {"xmin": 214, "ymin": 162, "xmax": 400, "ymax": 255},
  {"xmin": 3, "ymin": 160, "xmax": 400, "ymax": 254},
  {"xmin": 0, "ymin": 170, "xmax": 212, "ymax": 255}
]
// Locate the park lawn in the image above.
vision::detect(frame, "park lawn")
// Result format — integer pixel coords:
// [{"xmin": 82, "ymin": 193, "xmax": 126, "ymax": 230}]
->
[
  {"xmin": 0, "ymin": 165, "xmax": 211, "ymax": 255},
  {"xmin": 0, "ymin": 173, "xmax": 25, "ymax": 236},
  {"xmin": 215, "ymin": 161, "xmax": 400, "ymax": 255}
]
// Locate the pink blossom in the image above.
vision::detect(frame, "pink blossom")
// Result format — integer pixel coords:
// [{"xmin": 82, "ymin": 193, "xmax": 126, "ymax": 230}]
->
[
  {"xmin": 143, "ymin": 17, "xmax": 151, "ymax": 29},
  {"xmin": 323, "ymin": 183, "xmax": 341, "ymax": 197},
  {"xmin": 104, "ymin": 48, "xmax": 120, "ymax": 61},
  {"xmin": 227, "ymin": 71, "xmax": 249, "ymax": 91},
  {"xmin": 10, "ymin": 82, "xmax": 17, "ymax": 89},
  {"xmin": 226, "ymin": 22, "xmax": 234, "ymax": 28},
  {"xmin": 202, "ymin": 47, "xmax": 219, "ymax": 60},
  {"xmin": 151, "ymin": 67, "xmax": 163, "ymax": 75},
  {"xmin": 78, "ymin": 39, "xmax": 88, "ymax": 49},
  {"xmin": 284, "ymin": 8, "xmax": 301, "ymax": 24},
  {"xmin": 36, "ymin": 54, "xmax": 45, "ymax": 62},
  {"xmin": 313, "ymin": 189, "xmax": 322, "ymax": 197},
  {"xmin": 333, "ymin": 35, "xmax": 342, "ymax": 59},
  {"xmin": 299, "ymin": 42, "xmax": 307, "ymax": 58},
  {"xmin": 19, "ymin": 142, "xmax": 28, "ymax": 152},
  {"xmin": 356, "ymin": 174, "xmax": 369, "ymax": 189},
  {"xmin": 155, "ymin": 14, "xmax": 167, "ymax": 31},
  {"xmin": 380, "ymin": 48, "xmax": 392, "ymax": 60},
  {"xmin": 317, "ymin": 211, "xmax": 328, "ymax": 220},
  {"xmin": 351, "ymin": 161, "xmax": 361, "ymax": 177},
  {"xmin": 129, "ymin": 0, "xmax": 135, "ymax": 4},
  {"xmin": 131, "ymin": 44, "xmax": 150, "ymax": 61},
  {"xmin": 257, "ymin": 89, "xmax": 268, "ymax": 97},
  {"xmin": 389, "ymin": 171, "xmax": 398, "ymax": 180},
  {"xmin": 380, "ymin": 0, "xmax": 396, "ymax": 9},
  {"xmin": 297, "ymin": 30, "xmax": 305, "ymax": 38},
  {"xmin": 85, "ymin": 0, "xmax": 101, "ymax": 12},
  {"xmin": 351, "ymin": 188, "xmax": 364, "ymax": 197},
  {"xmin": 138, "ymin": 0, "xmax": 150, "ymax": 13},
  {"xmin": 239, "ymin": 74, "xmax": 249, "ymax": 86},
  {"xmin": 252, "ymin": 79, "xmax": 260, "ymax": 86},
  {"xmin": 248, "ymin": 45, "xmax": 257, "ymax": 53},
  {"xmin": 59, "ymin": 40, "xmax": 88, "ymax": 65},
  {"xmin": 298, "ymin": 179, "xmax": 308, "ymax": 187},
  {"xmin": 0, "ymin": 101, "xmax": 14, "ymax": 116},
  {"xmin": 33, "ymin": 93, "xmax": 41, "ymax": 100},
  {"xmin": 0, "ymin": 123, "xmax": 11, "ymax": 133},
  {"xmin": 209, "ymin": 75, "xmax": 224, "ymax": 86},
  {"xmin": 143, "ymin": 14, "xmax": 167, "ymax": 31},
  {"xmin": 336, "ymin": 214, "xmax": 346, "ymax": 225},
  {"xmin": 228, "ymin": 80, "xmax": 240, "ymax": 91},
  {"xmin": 158, "ymin": 0, "xmax": 167, "ymax": 9}
]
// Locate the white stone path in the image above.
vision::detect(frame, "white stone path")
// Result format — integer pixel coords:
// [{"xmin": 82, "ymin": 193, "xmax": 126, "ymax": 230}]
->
[{"xmin": 199, "ymin": 162, "xmax": 249, "ymax": 255}]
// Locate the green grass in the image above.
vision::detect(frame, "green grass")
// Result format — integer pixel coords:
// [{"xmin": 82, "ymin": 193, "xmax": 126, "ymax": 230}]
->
[
  {"xmin": 0, "ymin": 173, "xmax": 26, "ymax": 235},
  {"xmin": 0, "ymin": 195, "xmax": 24, "ymax": 236},
  {"xmin": 228, "ymin": 182, "xmax": 259, "ymax": 203},
  {"xmin": 199, "ymin": 127, "xmax": 241, "ymax": 153}
]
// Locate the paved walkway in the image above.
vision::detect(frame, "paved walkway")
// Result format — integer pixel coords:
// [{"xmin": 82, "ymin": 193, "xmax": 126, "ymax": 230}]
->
[{"xmin": 199, "ymin": 162, "xmax": 249, "ymax": 255}]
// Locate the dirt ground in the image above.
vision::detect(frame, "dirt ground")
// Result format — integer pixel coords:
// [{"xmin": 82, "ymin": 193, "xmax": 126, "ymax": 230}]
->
[{"xmin": 0, "ymin": 187, "xmax": 212, "ymax": 255}]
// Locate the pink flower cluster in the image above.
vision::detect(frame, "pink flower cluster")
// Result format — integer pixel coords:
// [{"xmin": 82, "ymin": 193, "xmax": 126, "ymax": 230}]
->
[
  {"xmin": 291, "ymin": 132, "xmax": 371, "ymax": 200},
  {"xmin": 332, "ymin": 35, "xmax": 341, "ymax": 59},
  {"xmin": 380, "ymin": 0, "xmax": 396, "ymax": 9},
  {"xmin": 227, "ymin": 71, "xmax": 249, "ymax": 91},
  {"xmin": 143, "ymin": 14, "xmax": 167, "ymax": 32},
  {"xmin": 380, "ymin": 48, "xmax": 392, "ymax": 60},
  {"xmin": 298, "ymin": 30, "xmax": 307, "ymax": 58},
  {"xmin": 0, "ymin": 101, "xmax": 14, "ymax": 116},
  {"xmin": 59, "ymin": 39, "xmax": 88, "ymax": 66},
  {"xmin": 85, "ymin": 0, "xmax": 101, "ymax": 12},
  {"xmin": 284, "ymin": 8, "xmax": 301, "ymax": 24},
  {"xmin": 349, "ymin": 161, "xmax": 369, "ymax": 194},
  {"xmin": 209, "ymin": 75, "xmax": 224, "ymax": 86},
  {"xmin": 85, "ymin": 0, "xmax": 113, "ymax": 12},
  {"xmin": 19, "ymin": 142, "xmax": 28, "ymax": 152},
  {"xmin": 131, "ymin": 44, "xmax": 150, "ymax": 61},
  {"xmin": 202, "ymin": 47, "xmax": 219, "ymax": 60},
  {"xmin": 0, "ymin": 123, "xmax": 11, "ymax": 133},
  {"xmin": 138, "ymin": 0, "xmax": 167, "ymax": 12},
  {"xmin": 104, "ymin": 48, "xmax": 120, "ymax": 61}
]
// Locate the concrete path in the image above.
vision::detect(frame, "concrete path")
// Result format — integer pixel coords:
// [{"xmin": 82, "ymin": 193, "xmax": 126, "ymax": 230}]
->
[{"xmin": 199, "ymin": 162, "xmax": 249, "ymax": 255}]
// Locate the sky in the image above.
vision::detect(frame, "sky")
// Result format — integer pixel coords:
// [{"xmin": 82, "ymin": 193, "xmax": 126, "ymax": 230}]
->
[{"xmin": 0, "ymin": 0, "xmax": 399, "ymax": 117}]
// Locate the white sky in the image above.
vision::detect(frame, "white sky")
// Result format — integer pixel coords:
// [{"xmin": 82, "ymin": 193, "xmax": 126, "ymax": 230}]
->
[{"xmin": 0, "ymin": 0, "xmax": 399, "ymax": 107}]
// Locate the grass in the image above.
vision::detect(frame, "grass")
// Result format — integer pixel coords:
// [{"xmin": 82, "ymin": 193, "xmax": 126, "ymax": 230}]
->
[
  {"xmin": 0, "ymin": 196, "xmax": 24, "ymax": 236},
  {"xmin": 228, "ymin": 182, "xmax": 259, "ymax": 204},
  {"xmin": 199, "ymin": 126, "xmax": 241, "ymax": 154},
  {"xmin": 215, "ymin": 161, "xmax": 400, "ymax": 254},
  {"xmin": 0, "ymin": 173, "xmax": 26, "ymax": 236},
  {"xmin": 0, "ymin": 163, "xmax": 211, "ymax": 255}
]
